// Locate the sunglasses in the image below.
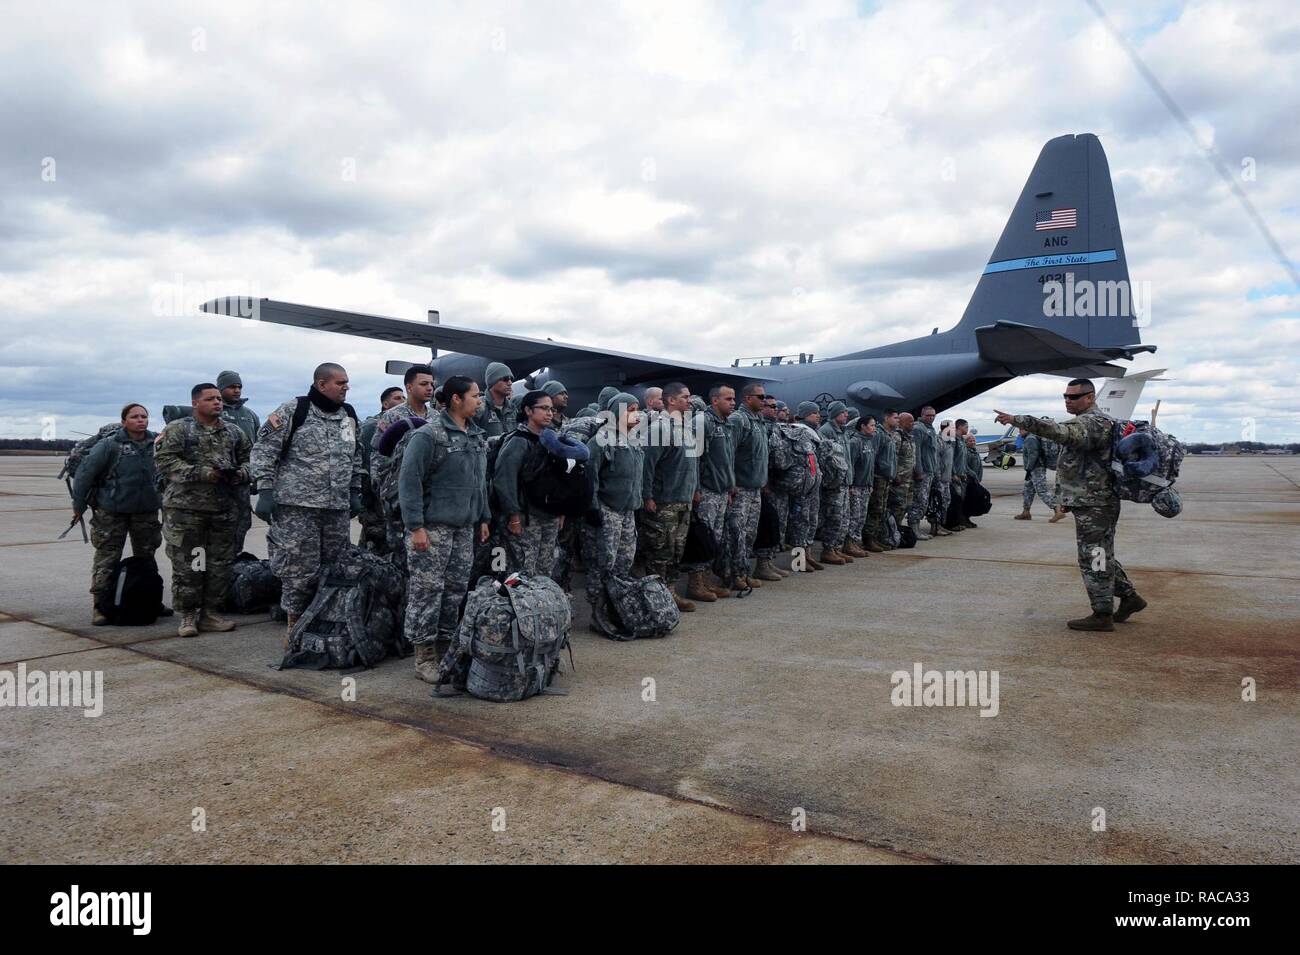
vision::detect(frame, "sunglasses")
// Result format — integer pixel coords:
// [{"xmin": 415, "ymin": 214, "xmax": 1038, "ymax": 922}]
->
[{"xmin": 1062, "ymin": 393, "xmax": 1091, "ymax": 400}]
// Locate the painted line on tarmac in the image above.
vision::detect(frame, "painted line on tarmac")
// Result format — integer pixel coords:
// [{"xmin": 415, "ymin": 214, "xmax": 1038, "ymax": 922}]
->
[{"xmin": 881, "ymin": 550, "xmax": 1300, "ymax": 581}]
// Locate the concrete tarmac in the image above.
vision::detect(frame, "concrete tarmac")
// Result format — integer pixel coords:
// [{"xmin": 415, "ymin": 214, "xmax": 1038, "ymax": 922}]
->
[{"xmin": 1, "ymin": 454, "xmax": 1296, "ymax": 863}]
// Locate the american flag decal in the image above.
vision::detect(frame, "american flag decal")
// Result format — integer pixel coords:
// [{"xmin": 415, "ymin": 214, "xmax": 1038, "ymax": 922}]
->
[{"xmin": 1035, "ymin": 208, "xmax": 1077, "ymax": 230}]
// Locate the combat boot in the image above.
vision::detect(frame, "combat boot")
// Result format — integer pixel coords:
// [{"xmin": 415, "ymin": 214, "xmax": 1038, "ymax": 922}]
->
[
  {"xmin": 687, "ymin": 571, "xmax": 718, "ymax": 602},
  {"xmin": 671, "ymin": 591, "xmax": 696, "ymax": 613},
  {"xmin": 197, "ymin": 611, "xmax": 236, "ymax": 632},
  {"xmin": 178, "ymin": 614, "xmax": 199, "ymax": 638},
  {"xmin": 913, "ymin": 527, "xmax": 932, "ymax": 541},
  {"xmin": 820, "ymin": 547, "xmax": 847, "ymax": 565},
  {"xmin": 708, "ymin": 576, "xmax": 733, "ymax": 598},
  {"xmin": 753, "ymin": 558, "xmax": 784, "ymax": 581},
  {"xmin": 1048, "ymin": 507, "xmax": 1067, "ymax": 523},
  {"xmin": 1067, "ymin": 611, "xmax": 1115, "ymax": 632},
  {"xmin": 413, "ymin": 642, "xmax": 441, "ymax": 683},
  {"xmin": 930, "ymin": 522, "xmax": 951, "ymax": 537},
  {"xmin": 1114, "ymin": 593, "xmax": 1148, "ymax": 623},
  {"xmin": 92, "ymin": 601, "xmax": 108, "ymax": 626},
  {"xmin": 843, "ymin": 541, "xmax": 869, "ymax": 558},
  {"xmin": 1014, "ymin": 509, "xmax": 1032, "ymax": 520},
  {"xmin": 865, "ymin": 539, "xmax": 885, "ymax": 553},
  {"xmin": 803, "ymin": 553, "xmax": 824, "ymax": 571},
  {"xmin": 736, "ymin": 575, "xmax": 761, "ymax": 589}
]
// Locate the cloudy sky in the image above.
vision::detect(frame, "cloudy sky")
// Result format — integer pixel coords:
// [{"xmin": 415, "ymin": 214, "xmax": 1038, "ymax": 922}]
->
[{"xmin": 2, "ymin": 0, "xmax": 1297, "ymax": 443}]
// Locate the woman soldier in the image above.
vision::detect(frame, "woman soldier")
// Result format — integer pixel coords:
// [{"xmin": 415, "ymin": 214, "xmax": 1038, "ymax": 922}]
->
[
  {"xmin": 71, "ymin": 403, "xmax": 163, "ymax": 624},
  {"xmin": 582, "ymin": 392, "xmax": 644, "ymax": 628},
  {"xmin": 493, "ymin": 389, "xmax": 562, "ymax": 578},
  {"xmin": 397, "ymin": 376, "xmax": 491, "ymax": 683}
]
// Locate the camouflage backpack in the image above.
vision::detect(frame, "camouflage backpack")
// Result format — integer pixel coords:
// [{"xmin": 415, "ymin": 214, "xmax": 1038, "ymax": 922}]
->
[
  {"xmin": 435, "ymin": 575, "xmax": 572, "ymax": 702},
  {"xmin": 561, "ymin": 414, "xmax": 607, "ymax": 444},
  {"xmin": 226, "ymin": 552, "xmax": 282, "ymax": 614},
  {"xmin": 816, "ymin": 434, "xmax": 851, "ymax": 490},
  {"xmin": 278, "ymin": 546, "xmax": 407, "ymax": 670},
  {"xmin": 769, "ymin": 423, "xmax": 819, "ymax": 496},
  {"xmin": 593, "ymin": 573, "xmax": 680, "ymax": 641},
  {"xmin": 58, "ymin": 423, "xmax": 122, "ymax": 485},
  {"xmin": 1107, "ymin": 420, "xmax": 1186, "ymax": 507}
]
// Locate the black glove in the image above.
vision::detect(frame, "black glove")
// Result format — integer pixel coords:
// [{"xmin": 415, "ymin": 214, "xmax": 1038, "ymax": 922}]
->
[
  {"xmin": 349, "ymin": 489, "xmax": 364, "ymax": 518},
  {"xmin": 255, "ymin": 488, "xmax": 275, "ymax": 521},
  {"xmin": 583, "ymin": 507, "xmax": 604, "ymax": 528}
]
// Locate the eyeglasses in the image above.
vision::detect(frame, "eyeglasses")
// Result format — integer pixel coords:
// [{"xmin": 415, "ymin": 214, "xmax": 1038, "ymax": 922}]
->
[{"xmin": 1062, "ymin": 393, "xmax": 1090, "ymax": 400}]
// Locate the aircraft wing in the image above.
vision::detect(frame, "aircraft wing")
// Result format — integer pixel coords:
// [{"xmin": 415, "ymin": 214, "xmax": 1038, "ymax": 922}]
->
[{"xmin": 201, "ymin": 297, "xmax": 765, "ymax": 384}]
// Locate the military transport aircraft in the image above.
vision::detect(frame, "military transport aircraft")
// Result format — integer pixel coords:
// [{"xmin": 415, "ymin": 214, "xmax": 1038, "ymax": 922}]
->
[{"xmin": 202, "ymin": 133, "xmax": 1154, "ymax": 418}]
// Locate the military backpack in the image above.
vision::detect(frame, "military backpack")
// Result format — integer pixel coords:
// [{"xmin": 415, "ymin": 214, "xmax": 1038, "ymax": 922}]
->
[
  {"xmin": 1107, "ymin": 420, "xmax": 1186, "ymax": 509},
  {"xmin": 59, "ymin": 423, "xmax": 122, "ymax": 486},
  {"xmin": 817, "ymin": 436, "xmax": 851, "ymax": 491},
  {"xmin": 593, "ymin": 573, "xmax": 680, "ymax": 641},
  {"xmin": 226, "ymin": 552, "xmax": 282, "ymax": 614},
  {"xmin": 434, "ymin": 574, "xmax": 572, "ymax": 702},
  {"xmin": 768, "ymin": 423, "xmax": 820, "ymax": 496},
  {"xmin": 278, "ymin": 546, "xmax": 407, "ymax": 670}
]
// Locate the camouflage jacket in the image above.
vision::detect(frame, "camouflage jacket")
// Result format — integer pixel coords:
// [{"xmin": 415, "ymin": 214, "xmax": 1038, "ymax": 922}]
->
[
  {"xmin": 874, "ymin": 427, "xmax": 897, "ymax": 480},
  {"xmin": 252, "ymin": 398, "xmax": 363, "ymax": 510},
  {"xmin": 154, "ymin": 417, "xmax": 250, "ymax": 512},
  {"xmin": 895, "ymin": 429, "xmax": 916, "ymax": 479},
  {"xmin": 369, "ymin": 404, "xmax": 427, "ymax": 495},
  {"xmin": 937, "ymin": 435, "xmax": 955, "ymax": 482},
  {"xmin": 847, "ymin": 429, "xmax": 876, "ymax": 489},
  {"xmin": 1023, "ymin": 433, "xmax": 1044, "ymax": 472},
  {"xmin": 1014, "ymin": 407, "xmax": 1116, "ymax": 507},
  {"xmin": 966, "ymin": 444, "xmax": 984, "ymax": 481}
]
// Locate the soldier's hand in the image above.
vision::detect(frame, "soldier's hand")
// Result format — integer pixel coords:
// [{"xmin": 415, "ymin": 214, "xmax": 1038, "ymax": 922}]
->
[
  {"xmin": 207, "ymin": 467, "xmax": 222, "ymax": 483},
  {"xmin": 994, "ymin": 410, "xmax": 1014, "ymax": 426},
  {"xmin": 478, "ymin": 522, "xmax": 490, "ymax": 544},
  {"xmin": 507, "ymin": 513, "xmax": 523, "ymax": 536},
  {"xmin": 693, "ymin": 490, "xmax": 702, "ymax": 505},
  {"xmin": 411, "ymin": 527, "xmax": 430, "ymax": 552},
  {"xmin": 644, "ymin": 498, "xmax": 657, "ymax": 513},
  {"xmin": 255, "ymin": 489, "xmax": 276, "ymax": 520}
]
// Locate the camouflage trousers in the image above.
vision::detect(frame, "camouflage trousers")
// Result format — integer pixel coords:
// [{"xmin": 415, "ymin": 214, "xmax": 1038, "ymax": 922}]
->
[
  {"xmin": 499, "ymin": 512, "xmax": 561, "ymax": 579},
  {"xmin": 638, "ymin": 501, "xmax": 691, "ymax": 582},
  {"xmin": 788, "ymin": 486, "xmax": 820, "ymax": 550},
  {"xmin": 683, "ymin": 488, "xmax": 729, "ymax": 575},
  {"xmin": 269, "ymin": 504, "xmax": 351, "ymax": 614},
  {"xmin": 162, "ymin": 506, "xmax": 237, "ymax": 614},
  {"xmin": 234, "ymin": 491, "xmax": 253, "ymax": 555},
  {"xmin": 908, "ymin": 473, "xmax": 934, "ymax": 528},
  {"xmin": 865, "ymin": 478, "xmax": 891, "ymax": 544},
  {"xmin": 725, "ymin": 487, "xmax": 762, "ymax": 577},
  {"xmin": 552, "ymin": 517, "xmax": 583, "ymax": 592},
  {"xmin": 1073, "ymin": 501, "xmax": 1136, "ymax": 613},
  {"xmin": 847, "ymin": 486, "xmax": 869, "ymax": 543},
  {"xmin": 1022, "ymin": 468, "xmax": 1056, "ymax": 510},
  {"xmin": 754, "ymin": 487, "xmax": 788, "ymax": 559},
  {"xmin": 89, "ymin": 510, "xmax": 161, "ymax": 598},
  {"xmin": 384, "ymin": 515, "xmax": 409, "ymax": 575},
  {"xmin": 816, "ymin": 484, "xmax": 849, "ymax": 547},
  {"xmin": 584, "ymin": 504, "xmax": 637, "ymax": 604},
  {"xmin": 889, "ymin": 475, "xmax": 914, "ymax": 528},
  {"xmin": 937, "ymin": 480, "xmax": 952, "ymax": 524},
  {"xmin": 404, "ymin": 523, "xmax": 475, "ymax": 645}
]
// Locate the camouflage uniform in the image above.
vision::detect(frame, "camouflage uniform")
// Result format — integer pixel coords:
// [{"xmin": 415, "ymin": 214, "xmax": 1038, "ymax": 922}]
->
[
  {"xmin": 370, "ymin": 403, "xmax": 427, "ymax": 570},
  {"xmin": 866, "ymin": 427, "xmax": 896, "ymax": 545},
  {"xmin": 888, "ymin": 429, "xmax": 916, "ymax": 528},
  {"xmin": 357, "ymin": 414, "xmax": 388, "ymax": 553},
  {"xmin": 252, "ymin": 396, "xmax": 364, "ymax": 615},
  {"xmin": 154, "ymin": 418, "xmax": 250, "ymax": 614},
  {"xmin": 908, "ymin": 419, "xmax": 937, "ymax": 530},
  {"xmin": 689, "ymin": 488, "xmax": 731, "ymax": 575},
  {"xmin": 684, "ymin": 407, "xmax": 734, "ymax": 576},
  {"xmin": 583, "ymin": 504, "xmax": 638, "ymax": 605},
  {"xmin": 815, "ymin": 421, "xmax": 852, "ymax": 549},
  {"xmin": 1021, "ymin": 433, "xmax": 1057, "ymax": 510},
  {"xmin": 639, "ymin": 410, "xmax": 699, "ymax": 584},
  {"xmin": 500, "ymin": 514, "xmax": 561, "ymax": 578},
  {"xmin": 404, "ymin": 524, "xmax": 476, "ymax": 645},
  {"xmin": 222, "ymin": 397, "xmax": 260, "ymax": 553},
  {"xmin": 936, "ymin": 434, "xmax": 955, "ymax": 525},
  {"xmin": 727, "ymin": 406, "xmax": 768, "ymax": 578},
  {"xmin": 1015, "ymin": 409, "xmax": 1136, "ymax": 613},
  {"xmin": 788, "ymin": 486, "xmax": 820, "ymax": 551},
  {"xmin": 638, "ymin": 502, "xmax": 691, "ymax": 581}
]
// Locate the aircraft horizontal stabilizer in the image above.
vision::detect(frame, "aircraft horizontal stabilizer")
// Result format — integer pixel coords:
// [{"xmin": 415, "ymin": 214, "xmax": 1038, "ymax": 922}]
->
[
  {"xmin": 200, "ymin": 298, "xmax": 764, "ymax": 384},
  {"xmin": 975, "ymin": 320, "xmax": 1139, "ymax": 377}
]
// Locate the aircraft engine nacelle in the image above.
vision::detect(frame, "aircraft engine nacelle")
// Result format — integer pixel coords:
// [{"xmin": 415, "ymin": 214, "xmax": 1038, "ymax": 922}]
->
[{"xmin": 846, "ymin": 379, "xmax": 905, "ymax": 407}]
